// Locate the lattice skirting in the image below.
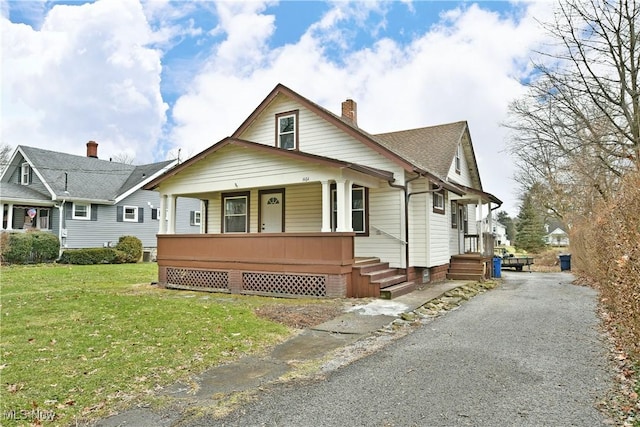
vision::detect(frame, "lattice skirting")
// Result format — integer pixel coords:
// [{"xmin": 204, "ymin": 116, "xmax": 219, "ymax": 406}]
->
[
  {"xmin": 163, "ymin": 267, "xmax": 331, "ymax": 297},
  {"xmin": 166, "ymin": 267, "xmax": 229, "ymax": 292},
  {"xmin": 243, "ymin": 272, "xmax": 326, "ymax": 297}
]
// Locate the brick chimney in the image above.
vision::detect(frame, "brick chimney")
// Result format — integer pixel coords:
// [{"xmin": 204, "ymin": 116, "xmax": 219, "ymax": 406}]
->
[
  {"xmin": 341, "ymin": 99, "xmax": 357, "ymax": 126},
  {"xmin": 86, "ymin": 141, "xmax": 98, "ymax": 158}
]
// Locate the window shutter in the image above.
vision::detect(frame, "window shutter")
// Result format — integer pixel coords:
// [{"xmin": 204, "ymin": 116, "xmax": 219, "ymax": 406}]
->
[
  {"xmin": 190, "ymin": 211, "xmax": 195, "ymax": 225},
  {"xmin": 151, "ymin": 208, "xmax": 158, "ymax": 220},
  {"xmin": 91, "ymin": 204, "xmax": 98, "ymax": 221},
  {"xmin": 65, "ymin": 202, "xmax": 72, "ymax": 220},
  {"xmin": 29, "ymin": 167, "xmax": 33, "ymax": 184},
  {"xmin": 116, "ymin": 206, "xmax": 123, "ymax": 222},
  {"xmin": 138, "ymin": 207, "xmax": 144, "ymax": 223}
]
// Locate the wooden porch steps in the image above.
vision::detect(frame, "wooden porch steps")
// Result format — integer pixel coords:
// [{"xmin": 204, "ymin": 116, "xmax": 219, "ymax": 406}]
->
[
  {"xmin": 352, "ymin": 257, "xmax": 416, "ymax": 299},
  {"xmin": 446, "ymin": 254, "xmax": 487, "ymax": 281}
]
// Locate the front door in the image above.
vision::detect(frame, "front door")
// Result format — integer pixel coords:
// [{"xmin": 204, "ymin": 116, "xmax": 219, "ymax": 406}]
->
[{"xmin": 260, "ymin": 190, "xmax": 284, "ymax": 232}]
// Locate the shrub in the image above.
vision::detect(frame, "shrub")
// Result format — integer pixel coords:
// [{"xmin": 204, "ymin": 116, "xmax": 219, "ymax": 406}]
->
[
  {"xmin": 58, "ymin": 248, "xmax": 127, "ymax": 265},
  {"xmin": 115, "ymin": 235, "xmax": 143, "ymax": 263},
  {"xmin": 30, "ymin": 231, "xmax": 60, "ymax": 263},
  {"xmin": 0, "ymin": 231, "xmax": 60, "ymax": 264}
]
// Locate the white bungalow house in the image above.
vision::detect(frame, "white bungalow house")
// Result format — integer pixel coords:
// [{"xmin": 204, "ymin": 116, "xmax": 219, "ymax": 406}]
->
[{"xmin": 145, "ymin": 84, "xmax": 501, "ymax": 298}]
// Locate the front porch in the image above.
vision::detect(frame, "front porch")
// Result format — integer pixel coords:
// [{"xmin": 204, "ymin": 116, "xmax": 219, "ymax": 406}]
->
[{"xmin": 157, "ymin": 232, "xmax": 355, "ymax": 298}]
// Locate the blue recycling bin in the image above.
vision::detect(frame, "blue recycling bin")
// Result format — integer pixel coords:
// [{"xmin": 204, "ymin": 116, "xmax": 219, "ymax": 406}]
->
[
  {"xmin": 559, "ymin": 254, "xmax": 571, "ymax": 271},
  {"xmin": 493, "ymin": 256, "xmax": 502, "ymax": 278}
]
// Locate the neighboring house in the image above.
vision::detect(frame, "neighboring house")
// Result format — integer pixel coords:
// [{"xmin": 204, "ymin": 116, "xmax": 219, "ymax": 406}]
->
[
  {"xmin": 145, "ymin": 84, "xmax": 501, "ymax": 298},
  {"xmin": 0, "ymin": 142, "xmax": 201, "ymax": 253},
  {"xmin": 545, "ymin": 227, "xmax": 569, "ymax": 247},
  {"xmin": 482, "ymin": 217, "xmax": 510, "ymax": 246}
]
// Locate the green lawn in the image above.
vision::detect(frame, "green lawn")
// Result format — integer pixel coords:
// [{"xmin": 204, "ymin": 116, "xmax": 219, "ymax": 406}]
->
[{"xmin": 0, "ymin": 263, "xmax": 296, "ymax": 425}]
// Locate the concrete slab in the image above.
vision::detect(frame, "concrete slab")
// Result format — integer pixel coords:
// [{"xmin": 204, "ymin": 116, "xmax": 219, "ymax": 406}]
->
[
  {"xmin": 271, "ymin": 329, "xmax": 363, "ymax": 361},
  {"xmin": 311, "ymin": 313, "xmax": 397, "ymax": 334}
]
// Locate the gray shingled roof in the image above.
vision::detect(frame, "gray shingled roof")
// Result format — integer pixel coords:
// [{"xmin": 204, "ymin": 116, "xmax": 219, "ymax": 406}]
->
[
  {"xmin": 372, "ymin": 121, "xmax": 467, "ymax": 181},
  {"xmin": 0, "ymin": 182, "xmax": 50, "ymax": 202},
  {"xmin": 17, "ymin": 146, "xmax": 173, "ymax": 202}
]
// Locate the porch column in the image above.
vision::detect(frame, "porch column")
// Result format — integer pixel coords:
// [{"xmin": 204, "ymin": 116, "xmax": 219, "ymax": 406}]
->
[
  {"xmin": 167, "ymin": 194, "xmax": 176, "ymax": 234},
  {"xmin": 346, "ymin": 181, "xmax": 353, "ymax": 231},
  {"xmin": 159, "ymin": 195, "xmax": 167, "ymax": 234},
  {"xmin": 477, "ymin": 197, "xmax": 483, "ymax": 254},
  {"xmin": 321, "ymin": 181, "xmax": 331, "ymax": 232},
  {"xmin": 6, "ymin": 203, "xmax": 13, "ymax": 230},
  {"xmin": 335, "ymin": 180, "xmax": 352, "ymax": 232}
]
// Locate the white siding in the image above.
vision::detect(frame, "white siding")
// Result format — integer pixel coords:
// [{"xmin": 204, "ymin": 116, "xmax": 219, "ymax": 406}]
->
[
  {"xmin": 356, "ymin": 186, "xmax": 405, "ymax": 268},
  {"xmin": 408, "ymin": 179, "xmax": 428, "ymax": 266},
  {"xmin": 285, "ymin": 184, "xmax": 322, "ymax": 232},
  {"xmin": 427, "ymin": 192, "xmax": 450, "ymax": 266},
  {"xmin": 238, "ymin": 94, "xmax": 405, "ymax": 179}
]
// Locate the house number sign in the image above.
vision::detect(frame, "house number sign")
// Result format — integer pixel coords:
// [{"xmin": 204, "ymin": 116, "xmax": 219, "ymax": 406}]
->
[{"xmin": 302, "ymin": 176, "xmax": 310, "ymax": 182}]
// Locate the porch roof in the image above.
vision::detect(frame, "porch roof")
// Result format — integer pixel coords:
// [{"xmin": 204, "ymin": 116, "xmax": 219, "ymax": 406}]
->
[
  {"xmin": 451, "ymin": 183, "xmax": 502, "ymax": 206},
  {"xmin": 144, "ymin": 138, "xmax": 396, "ymax": 190},
  {"xmin": 0, "ymin": 182, "xmax": 52, "ymax": 204}
]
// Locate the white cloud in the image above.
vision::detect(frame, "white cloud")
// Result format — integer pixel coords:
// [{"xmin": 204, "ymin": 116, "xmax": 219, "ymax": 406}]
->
[
  {"xmin": 2, "ymin": 0, "xmax": 166, "ymax": 163},
  {"xmin": 168, "ymin": 1, "xmax": 553, "ymax": 214}
]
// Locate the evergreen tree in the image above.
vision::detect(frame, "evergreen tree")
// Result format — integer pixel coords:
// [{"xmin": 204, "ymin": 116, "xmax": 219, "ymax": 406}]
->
[{"xmin": 515, "ymin": 192, "xmax": 547, "ymax": 253}]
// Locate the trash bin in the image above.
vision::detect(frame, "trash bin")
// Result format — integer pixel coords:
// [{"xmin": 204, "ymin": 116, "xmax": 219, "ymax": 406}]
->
[
  {"xmin": 493, "ymin": 256, "xmax": 502, "ymax": 278},
  {"xmin": 559, "ymin": 254, "xmax": 571, "ymax": 271}
]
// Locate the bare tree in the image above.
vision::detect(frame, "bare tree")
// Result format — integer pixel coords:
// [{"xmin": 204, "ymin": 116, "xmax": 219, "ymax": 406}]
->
[
  {"xmin": 110, "ymin": 152, "xmax": 136, "ymax": 164},
  {"xmin": 0, "ymin": 143, "xmax": 13, "ymax": 174},
  {"xmin": 505, "ymin": 0, "xmax": 640, "ymax": 219}
]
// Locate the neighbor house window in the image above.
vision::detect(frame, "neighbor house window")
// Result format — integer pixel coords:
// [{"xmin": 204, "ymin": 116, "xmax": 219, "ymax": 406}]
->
[
  {"xmin": 190, "ymin": 211, "xmax": 201, "ymax": 226},
  {"xmin": 432, "ymin": 185, "xmax": 445, "ymax": 214},
  {"xmin": 276, "ymin": 110, "xmax": 298, "ymax": 150},
  {"xmin": 72, "ymin": 203, "xmax": 90, "ymax": 220},
  {"xmin": 123, "ymin": 206, "xmax": 138, "ymax": 222},
  {"xmin": 451, "ymin": 201, "xmax": 458, "ymax": 228},
  {"xmin": 331, "ymin": 186, "xmax": 368, "ymax": 235},
  {"xmin": 222, "ymin": 192, "xmax": 249, "ymax": 233},
  {"xmin": 21, "ymin": 163, "xmax": 31, "ymax": 185},
  {"xmin": 455, "ymin": 144, "xmax": 461, "ymax": 173}
]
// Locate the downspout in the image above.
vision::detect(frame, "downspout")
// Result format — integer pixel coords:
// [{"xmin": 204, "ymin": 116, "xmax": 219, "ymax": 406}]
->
[
  {"xmin": 57, "ymin": 200, "xmax": 65, "ymax": 259},
  {"xmin": 387, "ymin": 173, "xmax": 421, "ymax": 277}
]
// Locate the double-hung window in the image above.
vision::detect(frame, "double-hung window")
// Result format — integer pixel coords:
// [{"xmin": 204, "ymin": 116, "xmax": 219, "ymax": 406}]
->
[
  {"xmin": 432, "ymin": 185, "xmax": 445, "ymax": 214},
  {"xmin": 455, "ymin": 144, "xmax": 461, "ymax": 173},
  {"xmin": 72, "ymin": 203, "xmax": 90, "ymax": 220},
  {"xmin": 123, "ymin": 206, "xmax": 138, "ymax": 222},
  {"xmin": 276, "ymin": 111, "xmax": 298, "ymax": 150},
  {"xmin": 451, "ymin": 201, "xmax": 458, "ymax": 228},
  {"xmin": 21, "ymin": 163, "xmax": 30, "ymax": 185},
  {"xmin": 223, "ymin": 192, "xmax": 249, "ymax": 233}
]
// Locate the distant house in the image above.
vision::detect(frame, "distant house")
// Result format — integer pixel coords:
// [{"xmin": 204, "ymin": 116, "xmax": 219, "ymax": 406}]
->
[
  {"xmin": 482, "ymin": 217, "xmax": 510, "ymax": 246},
  {"xmin": 545, "ymin": 227, "xmax": 569, "ymax": 247},
  {"xmin": 0, "ymin": 142, "xmax": 200, "ymax": 253},
  {"xmin": 145, "ymin": 84, "xmax": 502, "ymax": 298}
]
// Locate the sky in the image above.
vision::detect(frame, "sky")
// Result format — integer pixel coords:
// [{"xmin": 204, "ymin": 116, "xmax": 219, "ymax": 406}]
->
[{"xmin": 1, "ymin": 0, "xmax": 557, "ymax": 216}]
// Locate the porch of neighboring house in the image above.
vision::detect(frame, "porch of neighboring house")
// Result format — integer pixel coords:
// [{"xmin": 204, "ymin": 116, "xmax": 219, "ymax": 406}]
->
[{"xmin": 1, "ymin": 203, "xmax": 55, "ymax": 231}]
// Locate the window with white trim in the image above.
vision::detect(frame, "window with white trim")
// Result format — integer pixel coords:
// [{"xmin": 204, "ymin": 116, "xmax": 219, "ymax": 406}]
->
[
  {"xmin": 72, "ymin": 203, "xmax": 91, "ymax": 220},
  {"xmin": 276, "ymin": 112, "xmax": 297, "ymax": 150},
  {"xmin": 432, "ymin": 185, "xmax": 445, "ymax": 214},
  {"xmin": 223, "ymin": 193, "xmax": 249, "ymax": 233},
  {"xmin": 455, "ymin": 144, "xmax": 461, "ymax": 173},
  {"xmin": 123, "ymin": 206, "xmax": 138, "ymax": 222},
  {"xmin": 21, "ymin": 163, "xmax": 30, "ymax": 185},
  {"xmin": 190, "ymin": 211, "xmax": 201, "ymax": 226}
]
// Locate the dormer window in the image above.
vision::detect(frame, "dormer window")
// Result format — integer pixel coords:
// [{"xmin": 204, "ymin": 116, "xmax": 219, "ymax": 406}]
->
[
  {"xmin": 276, "ymin": 110, "xmax": 298, "ymax": 150},
  {"xmin": 21, "ymin": 163, "xmax": 31, "ymax": 185}
]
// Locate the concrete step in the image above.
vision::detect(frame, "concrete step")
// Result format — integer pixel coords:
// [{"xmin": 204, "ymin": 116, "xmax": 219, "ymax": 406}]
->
[{"xmin": 380, "ymin": 281, "xmax": 416, "ymax": 300}]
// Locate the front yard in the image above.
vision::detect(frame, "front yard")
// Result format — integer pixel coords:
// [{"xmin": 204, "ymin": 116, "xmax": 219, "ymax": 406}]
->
[{"xmin": 0, "ymin": 263, "xmax": 342, "ymax": 425}]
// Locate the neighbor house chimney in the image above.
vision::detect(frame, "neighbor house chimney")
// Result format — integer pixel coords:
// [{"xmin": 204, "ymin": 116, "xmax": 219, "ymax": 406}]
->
[
  {"xmin": 341, "ymin": 99, "xmax": 357, "ymax": 126},
  {"xmin": 86, "ymin": 141, "xmax": 98, "ymax": 158}
]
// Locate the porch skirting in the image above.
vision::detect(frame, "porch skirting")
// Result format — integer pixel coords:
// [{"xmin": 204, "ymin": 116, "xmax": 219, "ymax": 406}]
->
[{"xmin": 156, "ymin": 233, "xmax": 354, "ymax": 298}]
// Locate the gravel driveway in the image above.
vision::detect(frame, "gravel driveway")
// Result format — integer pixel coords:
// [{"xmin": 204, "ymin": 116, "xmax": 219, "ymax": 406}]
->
[{"xmin": 186, "ymin": 271, "xmax": 612, "ymax": 426}]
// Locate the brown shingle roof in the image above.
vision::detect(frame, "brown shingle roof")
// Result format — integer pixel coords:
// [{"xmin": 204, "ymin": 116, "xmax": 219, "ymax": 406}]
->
[{"xmin": 372, "ymin": 121, "xmax": 467, "ymax": 181}]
